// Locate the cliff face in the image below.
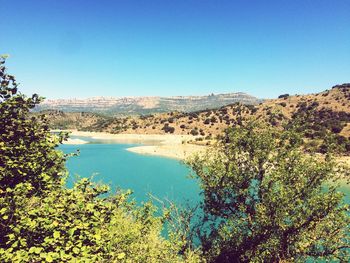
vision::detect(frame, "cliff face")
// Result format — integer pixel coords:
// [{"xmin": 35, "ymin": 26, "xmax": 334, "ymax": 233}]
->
[{"xmin": 35, "ymin": 92, "xmax": 262, "ymax": 115}]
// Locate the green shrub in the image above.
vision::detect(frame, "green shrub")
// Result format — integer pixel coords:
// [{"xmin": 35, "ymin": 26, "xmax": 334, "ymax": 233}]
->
[
  {"xmin": 278, "ymin": 94, "xmax": 289, "ymax": 99},
  {"xmin": 279, "ymin": 102, "xmax": 287, "ymax": 107},
  {"xmin": 190, "ymin": 129, "xmax": 199, "ymax": 136},
  {"xmin": 186, "ymin": 122, "xmax": 350, "ymax": 262}
]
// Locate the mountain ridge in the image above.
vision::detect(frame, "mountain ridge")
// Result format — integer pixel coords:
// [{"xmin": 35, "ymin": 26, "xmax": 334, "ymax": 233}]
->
[
  {"xmin": 44, "ymin": 84, "xmax": 350, "ymax": 155},
  {"xmin": 36, "ymin": 92, "xmax": 262, "ymax": 115}
]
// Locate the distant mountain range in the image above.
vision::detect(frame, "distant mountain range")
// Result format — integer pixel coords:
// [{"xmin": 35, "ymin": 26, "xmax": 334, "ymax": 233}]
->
[{"xmin": 36, "ymin": 92, "xmax": 262, "ymax": 115}]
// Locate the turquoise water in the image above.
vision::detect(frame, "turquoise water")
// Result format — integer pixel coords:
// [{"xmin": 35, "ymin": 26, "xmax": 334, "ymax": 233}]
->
[
  {"xmin": 59, "ymin": 137, "xmax": 350, "ymax": 209},
  {"xmin": 59, "ymin": 139, "xmax": 201, "ymax": 206},
  {"xmin": 338, "ymin": 184, "xmax": 350, "ymax": 204}
]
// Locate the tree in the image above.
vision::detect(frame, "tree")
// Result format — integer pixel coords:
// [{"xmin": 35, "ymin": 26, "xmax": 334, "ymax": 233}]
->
[
  {"xmin": 0, "ymin": 56, "xmax": 68, "ymax": 249},
  {"xmin": 0, "ymin": 57, "xmax": 201, "ymax": 262},
  {"xmin": 187, "ymin": 122, "xmax": 350, "ymax": 262},
  {"xmin": 0, "ymin": 57, "xmax": 67, "ymax": 194},
  {"xmin": 190, "ymin": 129, "xmax": 199, "ymax": 136},
  {"xmin": 278, "ymin": 94, "xmax": 289, "ymax": 99}
]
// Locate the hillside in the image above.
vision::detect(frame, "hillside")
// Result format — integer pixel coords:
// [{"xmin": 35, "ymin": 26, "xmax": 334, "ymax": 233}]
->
[
  {"xmin": 45, "ymin": 84, "xmax": 350, "ymax": 154},
  {"xmin": 35, "ymin": 92, "xmax": 261, "ymax": 115}
]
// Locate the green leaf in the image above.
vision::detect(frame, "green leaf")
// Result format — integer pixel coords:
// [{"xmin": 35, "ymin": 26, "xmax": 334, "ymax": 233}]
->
[
  {"xmin": 46, "ymin": 254, "xmax": 53, "ymax": 262},
  {"xmin": 117, "ymin": 252, "xmax": 126, "ymax": 259},
  {"xmin": 73, "ymin": 247, "xmax": 80, "ymax": 255},
  {"xmin": 68, "ymin": 228, "xmax": 75, "ymax": 236},
  {"xmin": 34, "ymin": 247, "xmax": 43, "ymax": 254},
  {"xmin": 53, "ymin": 231, "xmax": 60, "ymax": 239}
]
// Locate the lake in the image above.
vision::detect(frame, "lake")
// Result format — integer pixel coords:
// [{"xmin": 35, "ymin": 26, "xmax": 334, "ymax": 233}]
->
[
  {"xmin": 60, "ymin": 138, "xmax": 201, "ymax": 206},
  {"xmin": 60, "ymin": 137, "xmax": 350, "ymax": 209}
]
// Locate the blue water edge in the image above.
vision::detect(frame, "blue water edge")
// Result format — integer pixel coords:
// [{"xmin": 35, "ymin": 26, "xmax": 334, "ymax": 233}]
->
[{"xmin": 59, "ymin": 139, "xmax": 201, "ymax": 207}]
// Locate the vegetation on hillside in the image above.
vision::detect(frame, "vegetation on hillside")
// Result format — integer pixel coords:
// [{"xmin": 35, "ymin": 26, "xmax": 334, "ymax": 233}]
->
[
  {"xmin": 286, "ymin": 101, "xmax": 350, "ymax": 154},
  {"xmin": 45, "ymin": 84, "xmax": 350, "ymax": 155}
]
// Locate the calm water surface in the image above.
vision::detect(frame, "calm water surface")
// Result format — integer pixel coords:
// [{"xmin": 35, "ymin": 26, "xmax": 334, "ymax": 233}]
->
[
  {"xmin": 59, "ymin": 136, "xmax": 350, "ymax": 207},
  {"xmin": 59, "ymin": 137, "xmax": 201, "ymax": 206}
]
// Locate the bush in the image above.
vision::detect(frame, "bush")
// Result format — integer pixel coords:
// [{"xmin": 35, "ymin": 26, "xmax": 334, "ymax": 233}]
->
[
  {"xmin": 279, "ymin": 102, "xmax": 287, "ymax": 107},
  {"xmin": 167, "ymin": 126, "xmax": 175, "ymax": 133},
  {"xmin": 186, "ymin": 122, "xmax": 350, "ymax": 262},
  {"xmin": 278, "ymin": 94, "xmax": 289, "ymax": 99},
  {"xmin": 190, "ymin": 129, "xmax": 199, "ymax": 136},
  {"xmin": 331, "ymin": 123, "xmax": 343, "ymax": 133},
  {"xmin": 162, "ymin": 124, "xmax": 175, "ymax": 133}
]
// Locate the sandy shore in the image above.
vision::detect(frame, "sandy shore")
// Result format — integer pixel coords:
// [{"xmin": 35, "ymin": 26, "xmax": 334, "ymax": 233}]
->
[
  {"xmin": 63, "ymin": 138, "xmax": 89, "ymax": 145},
  {"xmin": 60, "ymin": 130, "xmax": 207, "ymax": 160},
  {"xmin": 126, "ymin": 144, "xmax": 205, "ymax": 160}
]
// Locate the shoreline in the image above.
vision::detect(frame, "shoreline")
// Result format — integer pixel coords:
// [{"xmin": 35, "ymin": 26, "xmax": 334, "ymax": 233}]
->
[
  {"xmin": 63, "ymin": 138, "xmax": 89, "ymax": 145},
  {"xmin": 58, "ymin": 130, "xmax": 207, "ymax": 160},
  {"xmin": 126, "ymin": 144, "xmax": 205, "ymax": 160}
]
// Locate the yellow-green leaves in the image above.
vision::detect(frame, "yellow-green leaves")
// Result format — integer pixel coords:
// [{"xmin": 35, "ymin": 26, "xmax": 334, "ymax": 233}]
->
[
  {"xmin": 1, "ymin": 177, "xmax": 200, "ymax": 262},
  {"xmin": 117, "ymin": 252, "xmax": 126, "ymax": 259},
  {"xmin": 72, "ymin": 247, "xmax": 80, "ymax": 255},
  {"xmin": 28, "ymin": 247, "xmax": 42, "ymax": 255},
  {"xmin": 53, "ymin": 231, "xmax": 60, "ymax": 239}
]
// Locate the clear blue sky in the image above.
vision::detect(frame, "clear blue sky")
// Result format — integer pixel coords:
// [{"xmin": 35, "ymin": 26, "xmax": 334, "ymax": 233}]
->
[{"xmin": 1, "ymin": 0, "xmax": 349, "ymax": 99}]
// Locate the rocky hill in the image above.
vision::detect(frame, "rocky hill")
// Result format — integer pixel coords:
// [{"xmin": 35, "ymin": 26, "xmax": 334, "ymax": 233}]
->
[
  {"xmin": 44, "ymin": 84, "xmax": 350, "ymax": 154},
  {"xmin": 35, "ymin": 92, "xmax": 261, "ymax": 115}
]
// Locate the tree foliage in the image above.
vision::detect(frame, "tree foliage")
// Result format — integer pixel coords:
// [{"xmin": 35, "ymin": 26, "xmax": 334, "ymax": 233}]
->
[
  {"xmin": 187, "ymin": 122, "xmax": 350, "ymax": 262},
  {"xmin": 0, "ymin": 57, "xmax": 201, "ymax": 262},
  {"xmin": 0, "ymin": 56, "xmax": 68, "ymax": 250},
  {"xmin": 0, "ymin": 58, "xmax": 67, "ymax": 194}
]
